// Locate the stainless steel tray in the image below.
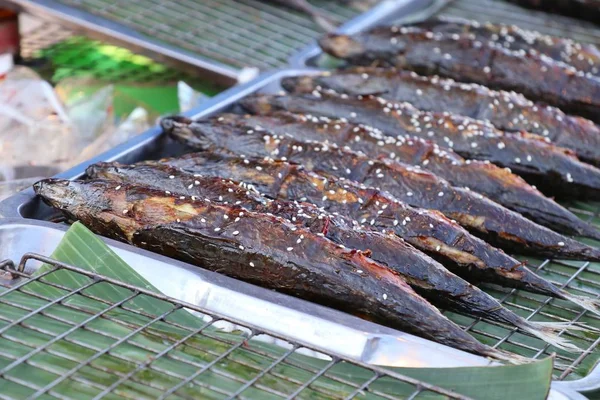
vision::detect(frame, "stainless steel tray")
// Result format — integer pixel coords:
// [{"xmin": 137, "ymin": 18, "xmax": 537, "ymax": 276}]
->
[
  {"xmin": 1, "ymin": 0, "xmax": 432, "ymax": 86},
  {"xmin": 0, "ymin": 219, "xmax": 478, "ymax": 399},
  {"xmin": 0, "ymin": 69, "xmax": 599, "ymax": 397},
  {"xmin": 0, "ymin": 220, "xmax": 584, "ymax": 400}
]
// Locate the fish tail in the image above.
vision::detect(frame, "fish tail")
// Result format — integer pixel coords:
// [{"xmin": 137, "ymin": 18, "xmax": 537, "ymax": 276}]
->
[
  {"xmin": 525, "ymin": 322, "xmax": 584, "ymax": 353},
  {"xmin": 558, "ymin": 290, "xmax": 600, "ymax": 316}
]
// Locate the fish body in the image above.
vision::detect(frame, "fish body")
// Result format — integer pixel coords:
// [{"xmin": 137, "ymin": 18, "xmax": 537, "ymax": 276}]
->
[
  {"xmin": 33, "ymin": 177, "xmax": 523, "ymax": 362},
  {"xmin": 86, "ymin": 161, "xmax": 584, "ymax": 350},
  {"xmin": 283, "ymin": 67, "xmax": 600, "ymax": 167},
  {"xmin": 163, "ymin": 116, "xmax": 600, "ymax": 262},
  {"xmin": 318, "ymin": 30, "xmax": 600, "ymax": 122},
  {"xmin": 201, "ymin": 110, "xmax": 600, "ymax": 240},
  {"xmin": 240, "ymin": 92, "xmax": 600, "ymax": 200},
  {"xmin": 145, "ymin": 152, "xmax": 600, "ymax": 316},
  {"xmin": 407, "ymin": 18, "xmax": 600, "ymax": 76}
]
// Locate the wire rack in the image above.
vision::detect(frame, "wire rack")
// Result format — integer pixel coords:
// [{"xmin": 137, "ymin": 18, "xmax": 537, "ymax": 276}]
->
[
  {"xmin": 437, "ymin": 0, "xmax": 600, "ymax": 46},
  {"xmin": 0, "ymin": 252, "xmax": 469, "ymax": 400},
  {"xmin": 40, "ymin": 0, "xmax": 365, "ymax": 71}
]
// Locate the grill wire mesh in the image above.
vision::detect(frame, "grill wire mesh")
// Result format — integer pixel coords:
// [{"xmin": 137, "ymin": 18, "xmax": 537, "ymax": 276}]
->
[
  {"xmin": 0, "ymin": 253, "xmax": 468, "ymax": 400},
  {"xmin": 48, "ymin": 0, "xmax": 365, "ymax": 71}
]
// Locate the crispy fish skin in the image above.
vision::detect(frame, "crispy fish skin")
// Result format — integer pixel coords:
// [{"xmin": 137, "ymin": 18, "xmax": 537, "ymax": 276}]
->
[
  {"xmin": 87, "ymin": 161, "xmax": 584, "ymax": 349},
  {"xmin": 283, "ymin": 67, "xmax": 600, "ymax": 167},
  {"xmin": 163, "ymin": 117, "xmax": 600, "ymax": 262},
  {"xmin": 196, "ymin": 111, "xmax": 600, "ymax": 240},
  {"xmin": 149, "ymin": 152, "xmax": 600, "ymax": 317},
  {"xmin": 318, "ymin": 30, "xmax": 600, "ymax": 122},
  {"xmin": 505, "ymin": 0, "xmax": 600, "ymax": 25},
  {"xmin": 406, "ymin": 18, "xmax": 600, "ymax": 76},
  {"xmin": 34, "ymin": 178, "xmax": 524, "ymax": 362},
  {"xmin": 239, "ymin": 92, "xmax": 600, "ymax": 200}
]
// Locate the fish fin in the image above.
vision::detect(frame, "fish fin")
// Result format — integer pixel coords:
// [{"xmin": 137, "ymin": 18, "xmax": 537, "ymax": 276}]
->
[
  {"xmin": 526, "ymin": 322, "xmax": 584, "ymax": 353},
  {"xmin": 559, "ymin": 291, "xmax": 600, "ymax": 317}
]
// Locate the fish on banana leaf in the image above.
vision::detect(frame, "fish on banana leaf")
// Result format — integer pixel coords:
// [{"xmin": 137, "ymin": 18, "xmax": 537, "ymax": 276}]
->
[
  {"xmin": 318, "ymin": 29, "xmax": 600, "ymax": 122},
  {"xmin": 283, "ymin": 67, "xmax": 600, "ymax": 167},
  {"xmin": 33, "ymin": 177, "xmax": 529, "ymax": 363},
  {"xmin": 87, "ymin": 161, "xmax": 581, "ymax": 350},
  {"xmin": 190, "ymin": 110, "xmax": 600, "ymax": 241},
  {"xmin": 239, "ymin": 92, "xmax": 600, "ymax": 200},
  {"xmin": 148, "ymin": 152, "xmax": 600, "ymax": 316},
  {"xmin": 163, "ymin": 116, "xmax": 600, "ymax": 262}
]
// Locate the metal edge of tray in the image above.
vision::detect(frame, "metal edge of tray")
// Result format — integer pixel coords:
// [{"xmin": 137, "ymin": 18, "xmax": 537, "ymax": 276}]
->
[
  {"xmin": 0, "ymin": 67, "xmax": 597, "ymax": 396},
  {"xmin": 0, "ymin": 217, "xmax": 493, "ymax": 370},
  {"xmin": 0, "ymin": 68, "xmax": 319, "ymax": 221},
  {"xmin": 288, "ymin": 0, "xmax": 452, "ymax": 68},
  {"xmin": 0, "ymin": 0, "xmax": 241, "ymax": 87}
]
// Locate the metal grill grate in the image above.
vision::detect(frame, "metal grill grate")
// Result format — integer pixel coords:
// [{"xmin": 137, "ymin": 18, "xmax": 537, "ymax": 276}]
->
[
  {"xmin": 0, "ymin": 253, "xmax": 468, "ymax": 400},
  {"xmin": 436, "ymin": 0, "xmax": 600, "ymax": 46},
  {"xmin": 42, "ymin": 0, "xmax": 361, "ymax": 71}
]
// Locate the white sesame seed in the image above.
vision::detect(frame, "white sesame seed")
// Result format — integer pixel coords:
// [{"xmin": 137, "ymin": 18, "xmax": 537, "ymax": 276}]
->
[
  {"xmin": 382, "ymin": 293, "xmax": 388, "ymax": 300},
  {"xmin": 122, "ymin": 209, "xmax": 128, "ymax": 214},
  {"xmin": 438, "ymin": 191, "xmax": 444, "ymax": 197},
  {"xmin": 232, "ymin": 231, "xmax": 239, "ymax": 235},
  {"xmin": 558, "ymin": 242, "xmax": 565, "ymax": 247},
  {"xmin": 435, "ymin": 245, "xmax": 441, "ymax": 251},
  {"xmin": 214, "ymin": 227, "xmax": 221, "ymax": 232},
  {"xmin": 239, "ymin": 245, "xmax": 245, "ymax": 250},
  {"xmin": 287, "ymin": 247, "xmax": 293, "ymax": 252},
  {"xmin": 249, "ymin": 262, "xmax": 255, "ymax": 267},
  {"xmin": 115, "ymin": 185, "xmax": 121, "ymax": 190}
]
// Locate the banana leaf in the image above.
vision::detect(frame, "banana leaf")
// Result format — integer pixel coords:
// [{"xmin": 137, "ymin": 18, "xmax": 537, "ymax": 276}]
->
[{"xmin": 0, "ymin": 222, "xmax": 553, "ymax": 399}]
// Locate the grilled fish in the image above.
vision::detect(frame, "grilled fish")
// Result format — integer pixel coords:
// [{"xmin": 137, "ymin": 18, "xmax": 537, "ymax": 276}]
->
[
  {"xmin": 87, "ymin": 161, "xmax": 580, "ymax": 349},
  {"xmin": 318, "ymin": 30, "xmax": 600, "ymax": 122},
  {"xmin": 163, "ymin": 116, "xmax": 600, "ymax": 262},
  {"xmin": 283, "ymin": 68, "xmax": 600, "ymax": 167},
  {"xmin": 240, "ymin": 92, "xmax": 600, "ymax": 200},
  {"xmin": 33, "ymin": 178, "xmax": 527, "ymax": 362},
  {"xmin": 151, "ymin": 152, "xmax": 600, "ymax": 315},
  {"xmin": 505, "ymin": 0, "xmax": 600, "ymax": 25},
  {"xmin": 194, "ymin": 111, "xmax": 600, "ymax": 240},
  {"xmin": 406, "ymin": 18, "xmax": 600, "ymax": 76}
]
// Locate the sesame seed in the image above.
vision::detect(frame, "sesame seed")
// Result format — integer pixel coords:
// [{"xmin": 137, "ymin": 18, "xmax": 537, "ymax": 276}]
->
[
  {"xmin": 357, "ymin": 269, "xmax": 363, "ymax": 274},
  {"xmin": 382, "ymin": 293, "xmax": 388, "ymax": 300},
  {"xmin": 407, "ymin": 192, "xmax": 413, "ymax": 196},
  {"xmin": 201, "ymin": 218, "xmax": 206, "ymax": 223},
  {"xmin": 438, "ymin": 191, "xmax": 444, "ymax": 197},
  {"xmin": 122, "ymin": 209, "xmax": 128, "ymax": 214},
  {"xmin": 497, "ymin": 142, "xmax": 505, "ymax": 149},
  {"xmin": 435, "ymin": 245, "xmax": 441, "ymax": 251},
  {"xmin": 287, "ymin": 247, "xmax": 293, "ymax": 252},
  {"xmin": 232, "ymin": 231, "xmax": 239, "ymax": 236},
  {"xmin": 249, "ymin": 262, "xmax": 255, "ymax": 267},
  {"xmin": 239, "ymin": 245, "xmax": 245, "ymax": 250},
  {"xmin": 515, "ymin": 157, "xmax": 521, "ymax": 163},
  {"xmin": 176, "ymin": 218, "xmax": 181, "ymax": 223},
  {"xmin": 224, "ymin": 215, "xmax": 229, "ymax": 220},
  {"xmin": 214, "ymin": 227, "xmax": 221, "ymax": 232},
  {"xmin": 115, "ymin": 185, "xmax": 121, "ymax": 190}
]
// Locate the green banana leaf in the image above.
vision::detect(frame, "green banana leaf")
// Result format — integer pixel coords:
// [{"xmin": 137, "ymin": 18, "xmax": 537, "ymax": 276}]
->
[{"xmin": 0, "ymin": 222, "xmax": 553, "ymax": 399}]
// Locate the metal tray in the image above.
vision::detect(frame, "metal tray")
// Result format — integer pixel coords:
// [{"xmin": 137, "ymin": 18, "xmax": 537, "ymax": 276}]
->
[
  {"xmin": 0, "ymin": 219, "xmax": 481, "ymax": 399},
  {"xmin": 292, "ymin": 0, "xmax": 600, "ymax": 68},
  {"xmin": 1, "ymin": 0, "xmax": 432, "ymax": 86},
  {"xmin": 1, "ymin": 69, "xmax": 599, "ymax": 397}
]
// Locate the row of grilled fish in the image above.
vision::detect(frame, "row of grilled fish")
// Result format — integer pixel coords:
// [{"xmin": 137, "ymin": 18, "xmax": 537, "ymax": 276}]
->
[
  {"xmin": 36, "ymin": 105, "xmax": 600, "ymax": 362},
  {"xmin": 34, "ymin": 18, "xmax": 600, "ymax": 363}
]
